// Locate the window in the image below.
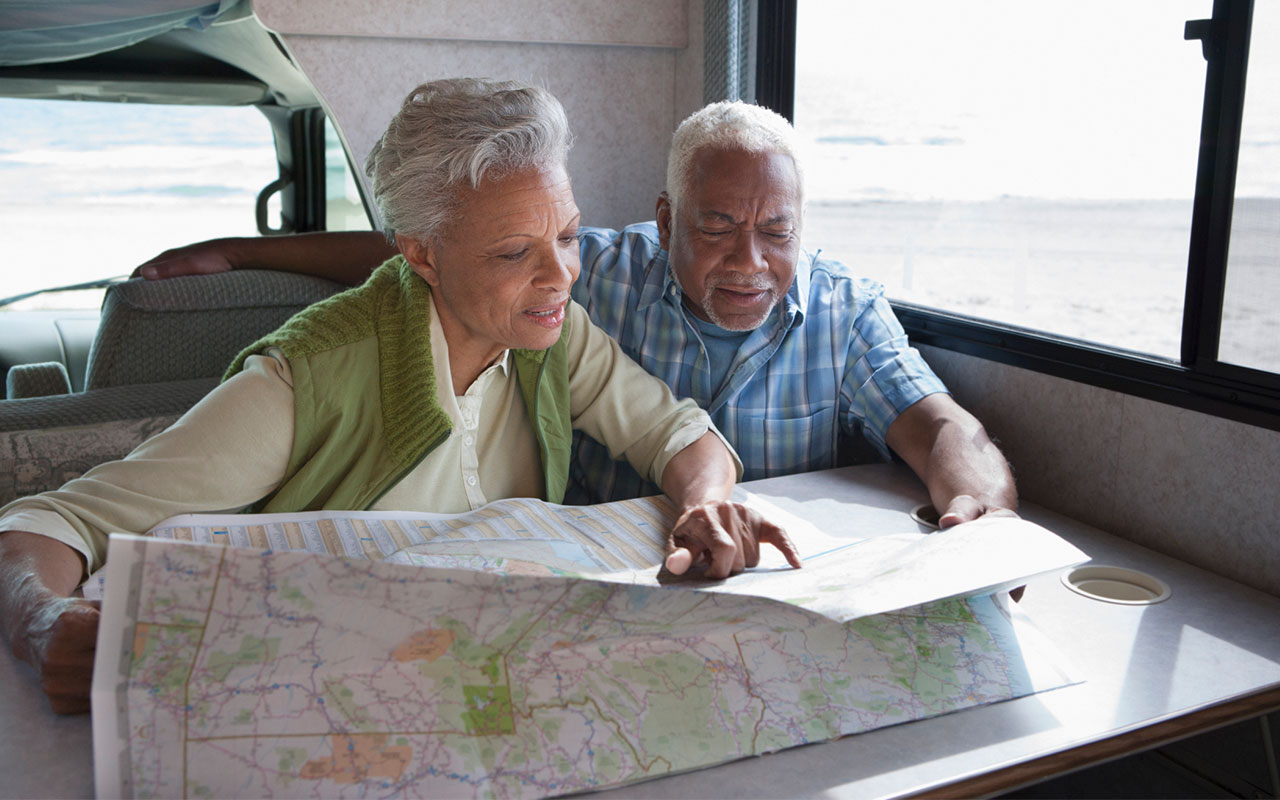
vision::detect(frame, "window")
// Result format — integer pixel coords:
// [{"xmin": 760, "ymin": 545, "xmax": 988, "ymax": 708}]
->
[
  {"xmin": 1218, "ymin": 1, "xmax": 1280, "ymax": 373},
  {"xmin": 768, "ymin": 0, "xmax": 1280, "ymax": 426},
  {"xmin": 793, "ymin": 0, "xmax": 1209, "ymax": 361},
  {"xmin": 324, "ymin": 117, "xmax": 372, "ymax": 233},
  {"xmin": 0, "ymin": 98, "xmax": 278, "ymax": 310}
]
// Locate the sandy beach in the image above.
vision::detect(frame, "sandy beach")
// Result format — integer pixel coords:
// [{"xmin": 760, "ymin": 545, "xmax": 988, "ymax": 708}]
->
[
  {"xmin": 0, "ymin": 202, "xmax": 258, "ymax": 309},
  {"xmin": 3, "ymin": 194, "xmax": 1275, "ymax": 374},
  {"xmin": 803, "ymin": 197, "xmax": 1279, "ymax": 372}
]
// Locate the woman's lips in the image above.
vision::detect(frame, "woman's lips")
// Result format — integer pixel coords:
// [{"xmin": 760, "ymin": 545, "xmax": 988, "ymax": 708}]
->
[{"xmin": 524, "ymin": 301, "xmax": 567, "ymax": 328}]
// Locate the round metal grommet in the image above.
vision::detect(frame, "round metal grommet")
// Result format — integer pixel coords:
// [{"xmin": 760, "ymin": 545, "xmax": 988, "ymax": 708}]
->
[
  {"xmin": 1062, "ymin": 565, "xmax": 1171, "ymax": 605},
  {"xmin": 910, "ymin": 502, "xmax": 940, "ymax": 531}
]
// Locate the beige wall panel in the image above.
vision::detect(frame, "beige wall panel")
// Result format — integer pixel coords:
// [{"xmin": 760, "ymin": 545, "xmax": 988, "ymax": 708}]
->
[
  {"xmin": 1111, "ymin": 395, "xmax": 1280, "ymax": 598},
  {"xmin": 673, "ymin": 0, "xmax": 705, "ymax": 122},
  {"xmin": 918, "ymin": 345, "xmax": 1280, "ymax": 598},
  {"xmin": 258, "ymin": 0, "xmax": 687, "ymax": 48},
  {"xmin": 917, "ymin": 345, "xmax": 1125, "ymax": 530},
  {"xmin": 282, "ymin": 35, "xmax": 679, "ymax": 228}
]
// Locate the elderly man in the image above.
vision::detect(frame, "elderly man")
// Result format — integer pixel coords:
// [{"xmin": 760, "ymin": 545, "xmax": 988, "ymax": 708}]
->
[{"xmin": 140, "ymin": 100, "xmax": 1016, "ymax": 527}]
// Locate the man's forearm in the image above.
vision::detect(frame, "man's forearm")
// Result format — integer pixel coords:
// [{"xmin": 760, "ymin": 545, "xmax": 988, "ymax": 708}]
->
[
  {"xmin": 919, "ymin": 418, "xmax": 1017, "ymax": 514},
  {"xmin": 230, "ymin": 232, "xmax": 394, "ymax": 284},
  {"xmin": 138, "ymin": 231, "xmax": 395, "ymax": 286},
  {"xmin": 886, "ymin": 394, "xmax": 1017, "ymax": 520}
]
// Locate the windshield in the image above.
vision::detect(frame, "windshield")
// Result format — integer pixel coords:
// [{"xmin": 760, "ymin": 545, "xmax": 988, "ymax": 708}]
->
[{"xmin": 0, "ymin": 97, "xmax": 278, "ymax": 310}]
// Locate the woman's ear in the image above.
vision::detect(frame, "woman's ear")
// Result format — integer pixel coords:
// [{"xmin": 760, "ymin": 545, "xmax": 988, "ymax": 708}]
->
[{"xmin": 396, "ymin": 234, "xmax": 440, "ymax": 286}]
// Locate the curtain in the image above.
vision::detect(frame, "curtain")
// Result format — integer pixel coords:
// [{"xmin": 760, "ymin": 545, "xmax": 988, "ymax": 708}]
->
[{"xmin": 0, "ymin": 0, "xmax": 246, "ymax": 66}]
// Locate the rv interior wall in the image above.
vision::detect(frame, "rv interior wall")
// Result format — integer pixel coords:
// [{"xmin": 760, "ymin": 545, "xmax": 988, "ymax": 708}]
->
[
  {"xmin": 923, "ymin": 345, "xmax": 1280, "ymax": 598},
  {"xmin": 254, "ymin": 0, "xmax": 705, "ymax": 230},
  {"xmin": 251, "ymin": 0, "xmax": 1278, "ymax": 600}
]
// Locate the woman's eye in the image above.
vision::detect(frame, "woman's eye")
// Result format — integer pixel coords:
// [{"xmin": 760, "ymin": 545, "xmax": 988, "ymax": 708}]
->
[
  {"xmin": 499, "ymin": 250, "xmax": 528, "ymax": 262},
  {"xmin": 559, "ymin": 233, "xmax": 580, "ymax": 246}
]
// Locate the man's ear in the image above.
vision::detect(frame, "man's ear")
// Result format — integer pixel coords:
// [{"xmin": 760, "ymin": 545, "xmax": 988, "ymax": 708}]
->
[
  {"xmin": 396, "ymin": 234, "xmax": 440, "ymax": 287},
  {"xmin": 656, "ymin": 192, "xmax": 673, "ymax": 251}
]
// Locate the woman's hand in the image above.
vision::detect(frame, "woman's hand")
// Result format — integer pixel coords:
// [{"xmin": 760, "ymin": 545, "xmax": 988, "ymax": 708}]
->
[
  {"xmin": 659, "ymin": 432, "xmax": 801, "ymax": 579},
  {"xmin": 10, "ymin": 593, "xmax": 99, "ymax": 714},
  {"xmin": 0, "ymin": 532, "xmax": 98, "ymax": 714},
  {"xmin": 666, "ymin": 500, "xmax": 801, "ymax": 579}
]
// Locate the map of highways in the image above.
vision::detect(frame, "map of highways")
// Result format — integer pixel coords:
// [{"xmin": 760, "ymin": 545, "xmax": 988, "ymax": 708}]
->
[{"xmin": 92, "ymin": 498, "xmax": 1076, "ymax": 798}]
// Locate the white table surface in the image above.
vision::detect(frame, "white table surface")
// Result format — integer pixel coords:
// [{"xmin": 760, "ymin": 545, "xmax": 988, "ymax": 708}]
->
[{"xmin": 4, "ymin": 464, "xmax": 1279, "ymax": 799}]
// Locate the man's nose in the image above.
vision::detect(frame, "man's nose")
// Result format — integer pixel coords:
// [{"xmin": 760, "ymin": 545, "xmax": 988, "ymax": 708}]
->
[{"xmin": 727, "ymin": 231, "xmax": 767, "ymax": 274}]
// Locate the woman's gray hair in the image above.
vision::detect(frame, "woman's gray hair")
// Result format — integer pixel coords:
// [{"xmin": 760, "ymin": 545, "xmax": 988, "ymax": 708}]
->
[
  {"xmin": 665, "ymin": 100, "xmax": 804, "ymax": 218},
  {"xmin": 365, "ymin": 77, "xmax": 573, "ymax": 242}
]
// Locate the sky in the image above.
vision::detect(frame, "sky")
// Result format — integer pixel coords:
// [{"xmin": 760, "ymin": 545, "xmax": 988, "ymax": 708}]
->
[{"xmin": 792, "ymin": 0, "xmax": 1277, "ymax": 203}]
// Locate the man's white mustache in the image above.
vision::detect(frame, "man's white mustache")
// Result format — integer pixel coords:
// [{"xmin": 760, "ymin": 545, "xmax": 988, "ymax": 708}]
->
[{"xmin": 706, "ymin": 274, "xmax": 777, "ymax": 292}]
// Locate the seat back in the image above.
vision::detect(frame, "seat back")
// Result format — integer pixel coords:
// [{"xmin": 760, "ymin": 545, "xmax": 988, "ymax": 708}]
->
[
  {"xmin": 0, "ymin": 378, "xmax": 218, "ymax": 505},
  {"xmin": 84, "ymin": 270, "xmax": 347, "ymax": 390},
  {"xmin": 6, "ymin": 362, "xmax": 73, "ymax": 399},
  {"xmin": 1, "ymin": 270, "xmax": 347, "ymax": 505}
]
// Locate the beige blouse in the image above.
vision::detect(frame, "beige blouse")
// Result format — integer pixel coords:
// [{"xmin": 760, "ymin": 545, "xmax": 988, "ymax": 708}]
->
[{"xmin": 0, "ymin": 297, "xmax": 734, "ymax": 577}]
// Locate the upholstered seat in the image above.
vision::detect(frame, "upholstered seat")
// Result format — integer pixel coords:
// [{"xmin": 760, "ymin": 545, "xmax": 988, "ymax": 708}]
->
[
  {"xmin": 0, "ymin": 378, "xmax": 218, "ymax": 505},
  {"xmin": 5, "ymin": 361, "xmax": 73, "ymax": 399},
  {"xmin": 84, "ymin": 270, "xmax": 347, "ymax": 390},
  {"xmin": 0, "ymin": 270, "xmax": 346, "ymax": 504}
]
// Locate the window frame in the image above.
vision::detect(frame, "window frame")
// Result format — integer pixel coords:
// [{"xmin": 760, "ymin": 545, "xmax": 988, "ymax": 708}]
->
[
  {"xmin": 258, "ymin": 106, "xmax": 374, "ymax": 235},
  {"xmin": 758, "ymin": 0, "xmax": 1280, "ymax": 432}
]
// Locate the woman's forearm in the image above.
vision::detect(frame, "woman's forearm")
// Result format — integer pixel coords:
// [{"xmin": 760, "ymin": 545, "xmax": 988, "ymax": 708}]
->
[
  {"xmin": 658, "ymin": 431, "xmax": 736, "ymax": 513},
  {"xmin": 0, "ymin": 531, "xmax": 101, "ymax": 714}
]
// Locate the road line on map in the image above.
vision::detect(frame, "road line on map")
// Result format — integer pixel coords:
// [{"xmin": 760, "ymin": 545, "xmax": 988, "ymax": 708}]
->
[
  {"xmin": 186, "ymin": 728, "xmax": 475, "ymax": 742},
  {"xmin": 498, "ymin": 584, "xmax": 579, "ymax": 735},
  {"xmin": 733, "ymin": 633, "xmax": 768, "ymax": 754},
  {"xmin": 181, "ymin": 546, "xmax": 229, "ymax": 800},
  {"xmin": 519, "ymin": 694, "xmax": 672, "ymax": 776},
  {"xmin": 503, "ymin": 586, "xmax": 576, "ymax": 655},
  {"xmin": 659, "ymin": 593, "xmax": 716, "ymax": 625}
]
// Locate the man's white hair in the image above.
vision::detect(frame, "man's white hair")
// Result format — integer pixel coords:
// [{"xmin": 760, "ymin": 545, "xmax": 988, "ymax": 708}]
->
[{"xmin": 665, "ymin": 100, "xmax": 804, "ymax": 217}]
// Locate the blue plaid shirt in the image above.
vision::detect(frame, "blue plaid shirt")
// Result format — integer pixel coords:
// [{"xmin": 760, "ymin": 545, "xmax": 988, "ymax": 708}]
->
[{"xmin": 567, "ymin": 222, "xmax": 948, "ymax": 503}]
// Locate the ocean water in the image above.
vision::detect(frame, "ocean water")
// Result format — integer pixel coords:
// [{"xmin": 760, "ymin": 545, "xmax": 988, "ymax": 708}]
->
[
  {"xmin": 0, "ymin": 100, "xmax": 274, "ymax": 200},
  {"xmin": 0, "ymin": 99, "xmax": 277, "ymax": 304}
]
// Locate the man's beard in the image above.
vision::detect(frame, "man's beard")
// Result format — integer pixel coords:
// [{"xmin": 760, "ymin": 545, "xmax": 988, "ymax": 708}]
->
[{"xmin": 697, "ymin": 272, "xmax": 780, "ymax": 331}]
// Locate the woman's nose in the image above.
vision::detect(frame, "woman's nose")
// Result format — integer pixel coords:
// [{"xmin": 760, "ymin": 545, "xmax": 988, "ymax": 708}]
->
[{"xmin": 533, "ymin": 247, "xmax": 579, "ymax": 289}]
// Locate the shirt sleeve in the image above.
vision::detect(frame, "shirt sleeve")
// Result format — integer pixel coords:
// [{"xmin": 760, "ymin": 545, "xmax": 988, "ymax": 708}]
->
[
  {"xmin": 0, "ymin": 351, "xmax": 296, "ymax": 578},
  {"xmin": 840, "ymin": 292, "xmax": 949, "ymax": 457},
  {"xmin": 561, "ymin": 301, "xmax": 741, "ymax": 487}
]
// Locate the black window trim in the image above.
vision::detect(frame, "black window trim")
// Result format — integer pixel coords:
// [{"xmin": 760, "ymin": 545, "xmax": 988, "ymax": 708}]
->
[
  {"xmin": 293, "ymin": 106, "xmax": 329, "ymax": 232},
  {"xmin": 757, "ymin": 0, "xmax": 1280, "ymax": 433}
]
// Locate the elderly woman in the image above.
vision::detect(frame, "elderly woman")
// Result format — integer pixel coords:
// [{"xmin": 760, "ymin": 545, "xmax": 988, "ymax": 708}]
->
[{"xmin": 0, "ymin": 78, "xmax": 800, "ymax": 714}]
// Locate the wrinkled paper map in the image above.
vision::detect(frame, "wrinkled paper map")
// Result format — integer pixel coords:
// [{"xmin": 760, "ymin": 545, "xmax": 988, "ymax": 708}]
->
[{"xmin": 92, "ymin": 494, "xmax": 1085, "ymax": 798}]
